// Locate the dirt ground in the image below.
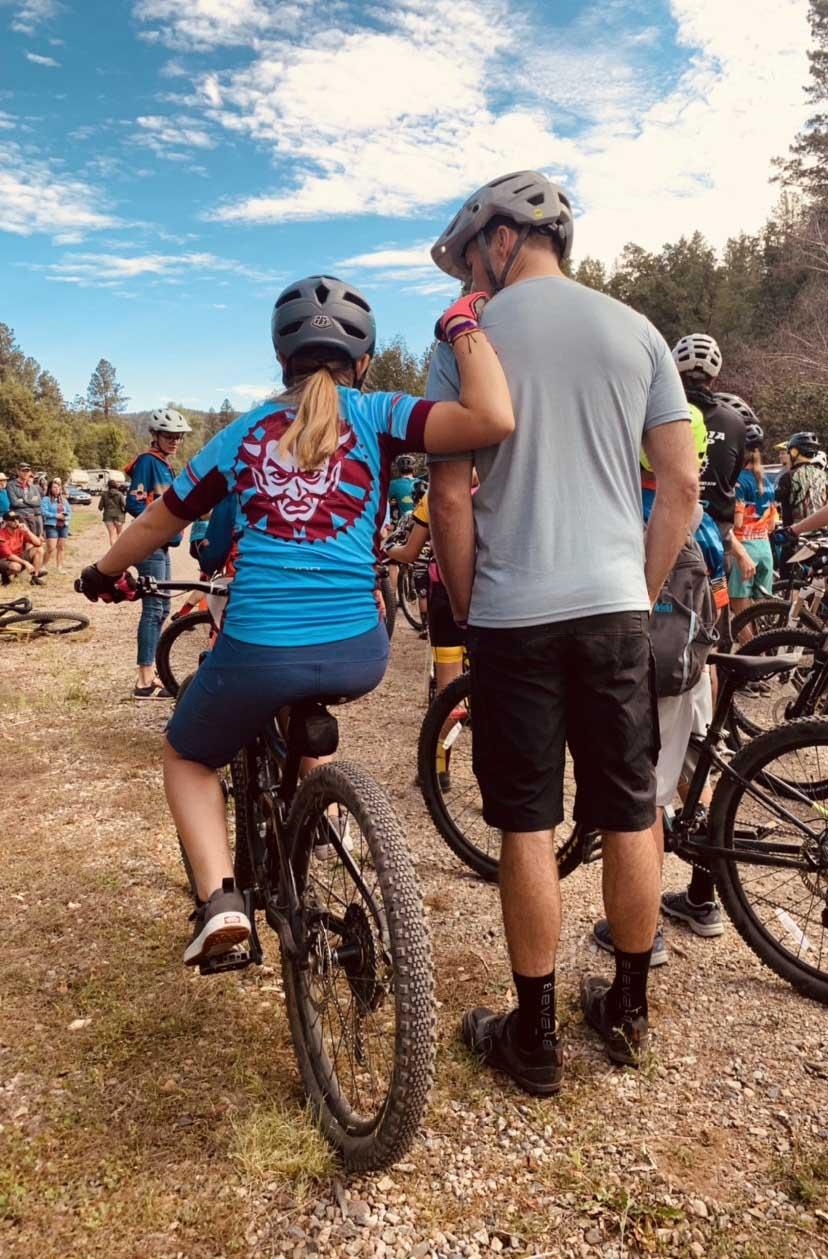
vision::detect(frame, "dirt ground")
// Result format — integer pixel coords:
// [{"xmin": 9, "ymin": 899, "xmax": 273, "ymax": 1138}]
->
[{"xmin": 1, "ymin": 508, "xmax": 827, "ymax": 1259}]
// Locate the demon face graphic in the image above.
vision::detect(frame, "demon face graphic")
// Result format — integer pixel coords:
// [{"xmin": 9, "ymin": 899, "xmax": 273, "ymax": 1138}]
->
[{"xmin": 235, "ymin": 408, "xmax": 373, "ymax": 542}]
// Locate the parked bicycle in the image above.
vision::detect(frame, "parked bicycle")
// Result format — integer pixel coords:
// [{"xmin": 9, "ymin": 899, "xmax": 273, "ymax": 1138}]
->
[
  {"xmin": 143, "ymin": 575, "xmax": 435, "ymax": 1170},
  {"xmin": 418, "ymin": 651, "xmax": 828, "ymax": 1005},
  {"xmin": 0, "ymin": 595, "xmax": 89, "ymax": 640}
]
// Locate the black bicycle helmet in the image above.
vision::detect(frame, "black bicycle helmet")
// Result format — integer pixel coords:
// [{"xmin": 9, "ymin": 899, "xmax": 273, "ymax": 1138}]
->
[
  {"xmin": 786, "ymin": 431, "xmax": 820, "ymax": 457},
  {"xmin": 271, "ymin": 276, "xmax": 376, "ymax": 377}
]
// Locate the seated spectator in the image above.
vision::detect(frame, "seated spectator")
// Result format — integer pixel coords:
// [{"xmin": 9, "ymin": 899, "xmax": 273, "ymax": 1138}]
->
[
  {"xmin": 0, "ymin": 511, "xmax": 47, "ymax": 584},
  {"xmin": 41, "ymin": 478, "xmax": 72, "ymax": 572}
]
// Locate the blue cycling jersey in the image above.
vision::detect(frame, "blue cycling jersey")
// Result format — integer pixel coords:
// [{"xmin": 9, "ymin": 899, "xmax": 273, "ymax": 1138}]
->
[
  {"xmin": 165, "ymin": 388, "xmax": 432, "ymax": 646},
  {"xmin": 642, "ymin": 484, "xmax": 725, "ymax": 583}
]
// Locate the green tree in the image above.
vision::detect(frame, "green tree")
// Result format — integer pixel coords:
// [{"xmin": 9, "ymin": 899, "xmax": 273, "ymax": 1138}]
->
[
  {"xmin": 87, "ymin": 358, "xmax": 129, "ymax": 418},
  {"xmin": 73, "ymin": 421, "xmax": 132, "ymax": 469},
  {"xmin": 367, "ymin": 337, "xmax": 429, "ymax": 395},
  {"xmin": 573, "ymin": 256, "xmax": 609, "ymax": 292}
]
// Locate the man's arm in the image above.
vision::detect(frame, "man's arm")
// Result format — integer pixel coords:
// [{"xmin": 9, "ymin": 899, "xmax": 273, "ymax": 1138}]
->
[
  {"xmin": 428, "ymin": 460, "xmax": 475, "ymax": 623},
  {"xmin": 642, "ymin": 421, "xmax": 699, "ymax": 605}
]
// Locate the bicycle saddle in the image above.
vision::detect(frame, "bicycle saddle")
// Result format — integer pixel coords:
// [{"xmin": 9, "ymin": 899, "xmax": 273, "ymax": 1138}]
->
[{"xmin": 709, "ymin": 652, "xmax": 805, "ymax": 682}]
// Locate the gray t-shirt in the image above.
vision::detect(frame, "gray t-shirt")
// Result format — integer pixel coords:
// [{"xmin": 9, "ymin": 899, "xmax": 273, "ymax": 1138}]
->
[{"xmin": 427, "ymin": 275, "xmax": 689, "ymax": 627}]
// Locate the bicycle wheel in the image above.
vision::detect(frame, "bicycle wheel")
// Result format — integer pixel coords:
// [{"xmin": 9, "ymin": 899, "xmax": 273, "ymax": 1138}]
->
[
  {"xmin": 281, "ymin": 761, "xmax": 435, "ymax": 1171},
  {"xmin": 709, "ymin": 717, "xmax": 828, "ymax": 1004},
  {"xmin": 730, "ymin": 599, "xmax": 791, "ymax": 642},
  {"xmin": 155, "ymin": 610, "xmax": 213, "ymax": 697},
  {"xmin": 0, "ymin": 610, "xmax": 89, "ymax": 637},
  {"xmin": 416, "ymin": 674, "xmax": 588, "ymax": 883},
  {"xmin": 398, "ymin": 567, "xmax": 425, "ymax": 631},
  {"xmin": 729, "ymin": 628, "xmax": 823, "ymax": 744},
  {"xmin": 379, "ymin": 572, "xmax": 396, "ymax": 641}
]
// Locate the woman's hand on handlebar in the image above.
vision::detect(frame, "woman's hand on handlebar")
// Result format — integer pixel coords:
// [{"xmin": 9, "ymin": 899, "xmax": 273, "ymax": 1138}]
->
[{"xmin": 75, "ymin": 564, "xmax": 138, "ymax": 603}]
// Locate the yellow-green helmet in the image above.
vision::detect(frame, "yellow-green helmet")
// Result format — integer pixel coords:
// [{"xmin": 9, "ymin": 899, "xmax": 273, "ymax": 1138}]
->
[{"xmin": 640, "ymin": 404, "xmax": 707, "ymax": 473}]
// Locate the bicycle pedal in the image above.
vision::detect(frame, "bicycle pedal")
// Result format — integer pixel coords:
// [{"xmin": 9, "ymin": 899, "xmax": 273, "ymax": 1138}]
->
[{"xmin": 199, "ymin": 945, "xmax": 255, "ymax": 975}]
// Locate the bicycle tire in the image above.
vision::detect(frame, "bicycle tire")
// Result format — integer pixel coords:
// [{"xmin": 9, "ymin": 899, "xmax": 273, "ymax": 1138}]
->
[
  {"xmin": 0, "ymin": 610, "xmax": 90, "ymax": 636},
  {"xmin": 398, "ymin": 568, "xmax": 425, "ymax": 632},
  {"xmin": 155, "ymin": 609, "xmax": 213, "ymax": 697},
  {"xmin": 281, "ymin": 760, "xmax": 435, "ymax": 1171},
  {"xmin": 416, "ymin": 674, "xmax": 588, "ymax": 883},
  {"xmin": 379, "ymin": 572, "xmax": 396, "ymax": 641},
  {"xmin": 730, "ymin": 599, "xmax": 792, "ymax": 641},
  {"xmin": 709, "ymin": 717, "xmax": 828, "ymax": 1004},
  {"xmin": 729, "ymin": 627, "xmax": 823, "ymax": 744}
]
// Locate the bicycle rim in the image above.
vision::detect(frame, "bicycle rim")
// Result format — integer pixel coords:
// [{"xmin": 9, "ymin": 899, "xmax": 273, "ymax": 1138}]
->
[
  {"xmin": 710, "ymin": 718, "xmax": 828, "ymax": 1003},
  {"xmin": 281, "ymin": 761, "xmax": 435, "ymax": 1170},
  {"xmin": 398, "ymin": 570, "xmax": 425, "ymax": 631},
  {"xmin": 729, "ymin": 628, "xmax": 822, "ymax": 745},
  {"xmin": 155, "ymin": 610, "xmax": 213, "ymax": 696}
]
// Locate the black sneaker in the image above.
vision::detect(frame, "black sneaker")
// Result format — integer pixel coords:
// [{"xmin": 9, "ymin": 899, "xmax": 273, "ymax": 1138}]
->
[
  {"xmin": 31, "ymin": 574, "xmax": 46, "ymax": 586},
  {"xmin": 461, "ymin": 1007, "xmax": 564, "ymax": 1097},
  {"xmin": 133, "ymin": 684, "xmax": 173, "ymax": 701},
  {"xmin": 184, "ymin": 877, "xmax": 251, "ymax": 966},
  {"xmin": 661, "ymin": 889, "xmax": 724, "ymax": 937},
  {"xmin": 592, "ymin": 918, "xmax": 668, "ymax": 967},
  {"xmin": 580, "ymin": 975, "xmax": 648, "ymax": 1067}
]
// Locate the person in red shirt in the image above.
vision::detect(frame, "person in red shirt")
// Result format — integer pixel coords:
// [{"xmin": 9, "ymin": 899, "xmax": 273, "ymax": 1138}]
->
[{"xmin": 0, "ymin": 511, "xmax": 47, "ymax": 585}]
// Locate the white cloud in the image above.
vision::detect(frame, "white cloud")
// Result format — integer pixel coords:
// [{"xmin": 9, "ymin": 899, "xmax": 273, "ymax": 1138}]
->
[
  {"xmin": 0, "ymin": 142, "xmax": 119, "ymax": 239},
  {"xmin": 2, "ymin": 0, "xmax": 61, "ymax": 35},
  {"xmin": 0, "ymin": 112, "xmax": 15, "ymax": 130},
  {"xmin": 25, "ymin": 50, "xmax": 60, "ymax": 66},
  {"xmin": 24, "ymin": 249, "xmax": 280, "ymax": 286},
  {"xmin": 230, "ymin": 383, "xmax": 275, "ymax": 403},
  {"xmin": 133, "ymin": 0, "xmax": 309, "ymax": 51},
  {"xmin": 134, "ymin": 114, "xmax": 214, "ymax": 156},
  {"xmin": 337, "ymin": 244, "xmax": 433, "ymax": 270},
  {"xmin": 188, "ymin": 0, "xmax": 810, "ymax": 270}
]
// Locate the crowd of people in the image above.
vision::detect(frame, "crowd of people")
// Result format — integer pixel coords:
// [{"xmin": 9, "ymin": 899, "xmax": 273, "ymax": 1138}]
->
[{"xmin": 69, "ymin": 168, "xmax": 824, "ymax": 1098}]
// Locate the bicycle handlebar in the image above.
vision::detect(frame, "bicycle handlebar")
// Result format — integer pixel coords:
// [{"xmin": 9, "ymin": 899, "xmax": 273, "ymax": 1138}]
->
[{"xmin": 135, "ymin": 577, "xmax": 230, "ymax": 597}]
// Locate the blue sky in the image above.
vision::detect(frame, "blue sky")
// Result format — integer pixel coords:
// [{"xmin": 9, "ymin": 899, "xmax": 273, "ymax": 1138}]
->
[{"xmin": 0, "ymin": 0, "xmax": 812, "ymax": 412}]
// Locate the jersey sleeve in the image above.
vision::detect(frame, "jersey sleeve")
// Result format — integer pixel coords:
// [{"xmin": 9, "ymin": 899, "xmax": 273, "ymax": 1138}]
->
[
  {"xmin": 412, "ymin": 493, "xmax": 430, "ymax": 529},
  {"xmin": 425, "ymin": 344, "xmax": 470, "ymax": 466},
  {"xmin": 643, "ymin": 325, "xmax": 691, "ymax": 432},
  {"xmin": 365, "ymin": 391, "xmax": 434, "ymax": 452},
  {"xmin": 163, "ymin": 424, "xmax": 240, "ymax": 521}
]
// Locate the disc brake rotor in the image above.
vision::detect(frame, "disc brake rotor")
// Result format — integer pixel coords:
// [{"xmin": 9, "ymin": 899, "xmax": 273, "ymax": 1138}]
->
[{"xmin": 341, "ymin": 902, "xmax": 384, "ymax": 1014}]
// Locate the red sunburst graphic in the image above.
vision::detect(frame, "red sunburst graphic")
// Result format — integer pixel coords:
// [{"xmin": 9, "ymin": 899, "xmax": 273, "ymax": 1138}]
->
[{"xmin": 235, "ymin": 409, "xmax": 373, "ymax": 542}]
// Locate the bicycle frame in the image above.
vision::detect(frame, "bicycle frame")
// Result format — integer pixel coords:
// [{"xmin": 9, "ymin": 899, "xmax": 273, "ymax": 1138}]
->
[{"xmin": 668, "ymin": 669, "xmax": 828, "ymax": 877}]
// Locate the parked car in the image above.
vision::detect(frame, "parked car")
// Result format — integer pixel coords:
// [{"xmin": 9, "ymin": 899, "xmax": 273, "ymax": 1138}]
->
[{"xmin": 67, "ymin": 485, "xmax": 92, "ymax": 505}]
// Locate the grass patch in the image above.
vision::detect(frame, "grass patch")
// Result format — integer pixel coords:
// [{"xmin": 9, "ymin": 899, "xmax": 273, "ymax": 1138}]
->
[
  {"xmin": 229, "ymin": 1102, "xmax": 335, "ymax": 1186},
  {"xmin": 776, "ymin": 1145, "xmax": 828, "ymax": 1205}
]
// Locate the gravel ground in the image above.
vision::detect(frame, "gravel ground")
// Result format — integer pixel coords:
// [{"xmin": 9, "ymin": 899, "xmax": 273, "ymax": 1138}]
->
[{"xmin": 1, "ymin": 509, "xmax": 827, "ymax": 1259}]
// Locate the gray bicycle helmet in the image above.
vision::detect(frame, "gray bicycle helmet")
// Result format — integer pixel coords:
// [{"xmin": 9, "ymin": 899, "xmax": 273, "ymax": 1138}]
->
[
  {"xmin": 149, "ymin": 407, "xmax": 191, "ymax": 434},
  {"xmin": 431, "ymin": 170, "xmax": 574, "ymax": 291},
  {"xmin": 396, "ymin": 455, "xmax": 416, "ymax": 475},
  {"xmin": 672, "ymin": 333, "xmax": 723, "ymax": 379},
  {"xmin": 743, "ymin": 423, "xmax": 764, "ymax": 449},
  {"xmin": 786, "ymin": 431, "xmax": 821, "ymax": 457},
  {"xmin": 714, "ymin": 392, "xmax": 758, "ymax": 424},
  {"xmin": 271, "ymin": 276, "xmax": 376, "ymax": 381}
]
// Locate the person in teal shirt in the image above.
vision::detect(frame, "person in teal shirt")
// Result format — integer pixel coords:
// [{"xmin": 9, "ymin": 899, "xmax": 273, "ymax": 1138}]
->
[
  {"xmin": 0, "ymin": 473, "xmax": 9, "ymax": 518},
  {"xmin": 388, "ymin": 455, "xmax": 416, "ymax": 523}
]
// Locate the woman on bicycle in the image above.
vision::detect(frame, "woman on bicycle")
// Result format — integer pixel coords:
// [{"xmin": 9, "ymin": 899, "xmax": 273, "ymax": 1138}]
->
[{"xmin": 77, "ymin": 277, "xmax": 513, "ymax": 965}]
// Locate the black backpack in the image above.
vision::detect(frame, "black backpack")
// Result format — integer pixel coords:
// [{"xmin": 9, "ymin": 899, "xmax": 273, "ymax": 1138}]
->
[{"xmin": 650, "ymin": 536, "xmax": 718, "ymax": 697}]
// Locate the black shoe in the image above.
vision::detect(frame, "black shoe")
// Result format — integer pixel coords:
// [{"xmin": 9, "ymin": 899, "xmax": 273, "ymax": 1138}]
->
[
  {"xmin": 580, "ymin": 975, "xmax": 648, "ymax": 1067},
  {"xmin": 461, "ymin": 1007, "xmax": 564, "ymax": 1096},
  {"xmin": 30, "ymin": 574, "xmax": 46, "ymax": 586},
  {"xmin": 133, "ymin": 684, "xmax": 173, "ymax": 700},
  {"xmin": 184, "ymin": 877, "xmax": 251, "ymax": 966}
]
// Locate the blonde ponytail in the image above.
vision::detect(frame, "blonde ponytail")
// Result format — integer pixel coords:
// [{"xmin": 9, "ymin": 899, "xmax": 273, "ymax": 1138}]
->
[{"xmin": 278, "ymin": 366, "xmax": 342, "ymax": 469}]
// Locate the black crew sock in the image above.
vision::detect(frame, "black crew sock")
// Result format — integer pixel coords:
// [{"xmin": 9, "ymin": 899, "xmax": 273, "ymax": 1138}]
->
[
  {"xmin": 608, "ymin": 948, "xmax": 651, "ymax": 1023},
  {"xmin": 688, "ymin": 864, "xmax": 716, "ymax": 905},
  {"xmin": 512, "ymin": 971, "xmax": 557, "ymax": 1053}
]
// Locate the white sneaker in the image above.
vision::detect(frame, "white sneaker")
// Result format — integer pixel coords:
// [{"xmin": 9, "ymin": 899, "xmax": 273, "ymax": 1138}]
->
[{"xmin": 313, "ymin": 815, "xmax": 354, "ymax": 861}]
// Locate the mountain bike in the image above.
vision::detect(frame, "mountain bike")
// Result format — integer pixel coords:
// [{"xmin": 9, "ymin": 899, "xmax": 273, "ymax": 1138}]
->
[
  {"xmin": 0, "ymin": 595, "xmax": 89, "ymax": 639},
  {"xmin": 417, "ymin": 650, "xmax": 828, "ymax": 1005},
  {"xmin": 397, "ymin": 563, "xmax": 427, "ymax": 632},
  {"xmin": 140, "ymin": 575, "xmax": 436, "ymax": 1170}
]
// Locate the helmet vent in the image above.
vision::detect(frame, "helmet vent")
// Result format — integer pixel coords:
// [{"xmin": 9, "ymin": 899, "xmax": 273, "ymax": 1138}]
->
[
  {"xmin": 281, "ymin": 320, "xmax": 303, "ymax": 336},
  {"xmin": 527, "ymin": 192, "xmax": 544, "ymax": 205},
  {"xmin": 276, "ymin": 288, "xmax": 301, "ymax": 308},
  {"xmin": 340, "ymin": 320, "xmax": 367, "ymax": 340},
  {"xmin": 315, "ymin": 281, "xmax": 330, "ymax": 303},
  {"xmin": 344, "ymin": 291, "xmax": 371, "ymax": 313}
]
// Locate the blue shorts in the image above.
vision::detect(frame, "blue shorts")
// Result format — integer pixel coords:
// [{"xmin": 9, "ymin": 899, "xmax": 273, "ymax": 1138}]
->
[
  {"xmin": 728, "ymin": 536, "xmax": 774, "ymax": 600},
  {"xmin": 45, "ymin": 524, "xmax": 69, "ymax": 539},
  {"xmin": 166, "ymin": 623, "xmax": 389, "ymax": 768}
]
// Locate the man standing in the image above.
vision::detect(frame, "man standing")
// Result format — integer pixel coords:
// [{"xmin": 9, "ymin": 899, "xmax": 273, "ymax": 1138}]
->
[
  {"xmin": 427, "ymin": 171, "xmax": 698, "ymax": 1089},
  {"xmin": 7, "ymin": 463, "xmax": 44, "ymax": 539}
]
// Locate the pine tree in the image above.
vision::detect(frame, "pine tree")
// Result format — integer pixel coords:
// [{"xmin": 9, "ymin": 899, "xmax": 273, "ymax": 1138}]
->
[
  {"xmin": 776, "ymin": 0, "xmax": 828, "ymax": 204},
  {"xmin": 87, "ymin": 358, "xmax": 129, "ymax": 418}
]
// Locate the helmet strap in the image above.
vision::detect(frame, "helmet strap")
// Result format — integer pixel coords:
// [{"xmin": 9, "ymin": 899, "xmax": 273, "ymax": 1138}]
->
[{"xmin": 476, "ymin": 224, "xmax": 531, "ymax": 293}]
